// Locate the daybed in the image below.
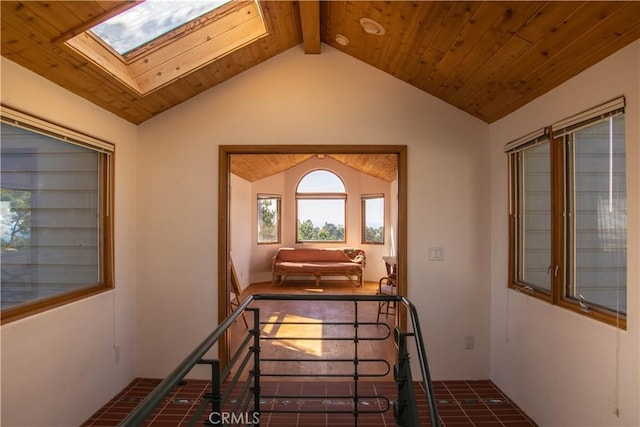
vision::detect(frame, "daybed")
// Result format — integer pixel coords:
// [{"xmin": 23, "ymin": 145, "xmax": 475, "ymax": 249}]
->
[{"xmin": 272, "ymin": 247, "xmax": 366, "ymax": 287}]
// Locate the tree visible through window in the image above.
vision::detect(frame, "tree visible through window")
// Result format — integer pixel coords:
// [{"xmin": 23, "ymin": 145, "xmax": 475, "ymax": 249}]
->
[
  {"xmin": 296, "ymin": 170, "xmax": 346, "ymax": 242},
  {"xmin": 257, "ymin": 194, "xmax": 280, "ymax": 244},
  {"xmin": 362, "ymin": 195, "xmax": 384, "ymax": 244},
  {"xmin": 1, "ymin": 109, "xmax": 114, "ymax": 323}
]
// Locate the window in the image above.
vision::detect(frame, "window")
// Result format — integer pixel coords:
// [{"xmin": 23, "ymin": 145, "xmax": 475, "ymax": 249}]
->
[
  {"xmin": 296, "ymin": 170, "xmax": 346, "ymax": 242},
  {"xmin": 257, "ymin": 194, "xmax": 280, "ymax": 244},
  {"xmin": 1, "ymin": 106, "xmax": 114, "ymax": 323},
  {"xmin": 63, "ymin": 0, "xmax": 267, "ymax": 95},
  {"xmin": 507, "ymin": 98, "xmax": 626, "ymax": 327},
  {"xmin": 91, "ymin": 0, "xmax": 232, "ymax": 56},
  {"xmin": 362, "ymin": 195, "xmax": 384, "ymax": 244}
]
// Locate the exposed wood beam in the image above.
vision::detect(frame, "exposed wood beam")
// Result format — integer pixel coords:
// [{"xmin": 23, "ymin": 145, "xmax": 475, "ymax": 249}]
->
[{"xmin": 299, "ymin": 0, "xmax": 320, "ymax": 54}]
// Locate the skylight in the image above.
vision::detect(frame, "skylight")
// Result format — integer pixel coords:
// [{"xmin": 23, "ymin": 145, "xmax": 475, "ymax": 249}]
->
[
  {"xmin": 64, "ymin": 0, "xmax": 268, "ymax": 95},
  {"xmin": 91, "ymin": 0, "xmax": 232, "ymax": 56}
]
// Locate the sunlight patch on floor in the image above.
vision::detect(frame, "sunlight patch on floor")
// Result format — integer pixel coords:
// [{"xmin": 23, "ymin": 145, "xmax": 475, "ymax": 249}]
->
[{"xmin": 262, "ymin": 312, "xmax": 323, "ymax": 356}]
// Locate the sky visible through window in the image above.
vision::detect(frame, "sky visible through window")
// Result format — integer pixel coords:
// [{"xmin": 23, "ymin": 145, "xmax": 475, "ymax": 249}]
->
[
  {"xmin": 298, "ymin": 170, "xmax": 345, "ymax": 227},
  {"xmin": 91, "ymin": 0, "xmax": 231, "ymax": 55},
  {"xmin": 296, "ymin": 171, "xmax": 384, "ymax": 228}
]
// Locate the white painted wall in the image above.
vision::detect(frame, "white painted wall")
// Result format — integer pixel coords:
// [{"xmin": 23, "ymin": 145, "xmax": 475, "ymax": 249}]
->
[
  {"xmin": 136, "ymin": 44, "xmax": 491, "ymax": 380},
  {"xmin": 230, "ymin": 174, "xmax": 252, "ymax": 290},
  {"xmin": 0, "ymin": 58, "xmax": 138, "ymax": 426},
  {"xmin": 489, "ymin": 41, "xmax": 640, "ymax": 426}
]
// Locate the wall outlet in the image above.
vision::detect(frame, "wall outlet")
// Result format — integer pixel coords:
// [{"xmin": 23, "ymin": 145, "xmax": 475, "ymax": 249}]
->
[{"xmin": 464, "ymin": 336, "xmax": 475, "ymax": 350}]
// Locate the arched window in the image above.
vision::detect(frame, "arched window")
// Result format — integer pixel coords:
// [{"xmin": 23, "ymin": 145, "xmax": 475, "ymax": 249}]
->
[{"xmin": 296, "ymin": 170, "xmax": 346, "ymax": 242}]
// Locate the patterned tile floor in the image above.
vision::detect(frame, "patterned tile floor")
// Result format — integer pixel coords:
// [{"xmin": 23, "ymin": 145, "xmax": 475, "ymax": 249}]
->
[{"xmin": 83, "ymin": 378, "xmax": 537, "ymax": 426}]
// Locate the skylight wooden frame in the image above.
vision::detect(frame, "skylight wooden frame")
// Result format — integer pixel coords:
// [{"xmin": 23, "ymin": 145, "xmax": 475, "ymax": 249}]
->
[{"xmin": 62, "ymin": 0, "xmax": 267, "ymax": 96}]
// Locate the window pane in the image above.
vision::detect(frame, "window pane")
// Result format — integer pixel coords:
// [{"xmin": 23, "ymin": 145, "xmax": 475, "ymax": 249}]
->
[
  {"xmin": 1, "ymin": 124, "xmax": 102, "ymax": 310},
  {"xmin": 519, "ymin": 142, "xmax": 551, "ymax": 290},
  {"xmin": 363, "ymin": 196, "xmax": 384, "ymax": 244},
  {"xmin": 570, "ymin": 116, "xmax": 626, "ymax": 313},
  {"xmin": 257, "ymin": 196, "xmax": 280, "ymax": 243},
  {"xmin": 298, "ymin": 170, "xmax": 345, "ymax": 193},
  {"xmin": 91, "ymin": 0, "xmax": 231, "ymax": 55},
  {"xmin": 297, "ymin": 199, "xmax": 345, "ymax": 241}
]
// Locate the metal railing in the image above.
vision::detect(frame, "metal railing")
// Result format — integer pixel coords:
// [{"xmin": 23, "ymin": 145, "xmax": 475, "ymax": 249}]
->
[{"xmin": 118, "ymin": 294, "xmax": 440, "ymax": 426}]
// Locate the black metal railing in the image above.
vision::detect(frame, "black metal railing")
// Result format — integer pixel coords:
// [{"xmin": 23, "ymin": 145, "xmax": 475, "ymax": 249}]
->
[{"xmin": 118, "ymin": 294, "xmax": 440, "ymax": 426}]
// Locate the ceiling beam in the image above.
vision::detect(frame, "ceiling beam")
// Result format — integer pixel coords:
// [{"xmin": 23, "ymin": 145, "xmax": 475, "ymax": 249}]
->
[{"xmin": 299, "ymin": 0, "xmax": 320, "ymax": 54}]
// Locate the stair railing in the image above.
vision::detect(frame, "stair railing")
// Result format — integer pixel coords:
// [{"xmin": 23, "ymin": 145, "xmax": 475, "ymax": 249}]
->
[{"xmin": 118, "ymin": 294, "xmax": 440, "ymax": 426}]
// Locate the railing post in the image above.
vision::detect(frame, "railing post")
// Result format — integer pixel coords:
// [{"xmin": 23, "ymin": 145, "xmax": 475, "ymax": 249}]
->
[
  {"xmin": 193, "ymin": 359, "xmax": 220, "ymax": 426},
  {"xmin": 353, "ymin": 300, "xmax": 359, "ymax": 426},
  {"xmin": 250, "ymin": 307, "xmax": 261, "ymax": 425},
  {"xmin": 394, "ymin": 327, "xmax": 420, "ymax": 426}
]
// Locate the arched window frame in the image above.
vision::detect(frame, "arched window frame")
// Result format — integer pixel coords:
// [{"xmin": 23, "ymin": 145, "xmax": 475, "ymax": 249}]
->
[{"xmin": 295, "ymin": 169, "xmax": 347, "ymax": 243}]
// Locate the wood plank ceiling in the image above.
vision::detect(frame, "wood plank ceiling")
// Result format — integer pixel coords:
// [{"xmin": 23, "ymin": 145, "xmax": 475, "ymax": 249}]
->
[
  {"xmin": 2, "ymin": 1, "xmax": 638, "ymax": 181},
  {"xmin": 2, "ymin": 1, "xmax": 638, "ymax": 126}
]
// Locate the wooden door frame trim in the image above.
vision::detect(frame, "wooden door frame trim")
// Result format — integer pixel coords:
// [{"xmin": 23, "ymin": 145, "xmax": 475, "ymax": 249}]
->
[{"xmin": 218, "ymin": 144, "xmax": 408, "ymax": 365}]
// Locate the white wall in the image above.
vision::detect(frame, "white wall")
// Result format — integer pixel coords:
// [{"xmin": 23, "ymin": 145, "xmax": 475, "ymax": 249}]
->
[
  {"xmin": 230, "ymin": 174, "xmax": 252, "ymax": 290},
  {"xmin": 489, "ymin": 41, "xmax": 640, "ymax": 426},
  {"xmin": 136, "ymin": 44, "xmax": 491, "ymax": 380},
  {"xmin": 0, "ymin": 58, "xmax": 138, "ymax": 426}
]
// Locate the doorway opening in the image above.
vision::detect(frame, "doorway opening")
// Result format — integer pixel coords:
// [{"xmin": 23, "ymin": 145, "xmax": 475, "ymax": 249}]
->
[{"xmin": 218, "ymin": 145, "xmax": 407, "ymax": 365}]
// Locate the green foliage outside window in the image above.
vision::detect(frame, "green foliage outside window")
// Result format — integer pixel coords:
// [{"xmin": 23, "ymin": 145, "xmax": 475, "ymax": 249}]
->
[{"xmin": 297, "ymin": 219, "xmax": 344, "ymax": 241}]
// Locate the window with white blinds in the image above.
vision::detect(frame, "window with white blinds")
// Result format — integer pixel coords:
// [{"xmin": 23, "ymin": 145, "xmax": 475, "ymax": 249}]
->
[
  {"xmin": 567, "ymin": 114, "xmax": 626, "ymax": 314},
  {"xmin": 506, "ymin": 97, "xmax": 626, "ymax": 327},
  {"xmin": 1, "ymin": 107, "xmax": 114, "ymax": 322}
]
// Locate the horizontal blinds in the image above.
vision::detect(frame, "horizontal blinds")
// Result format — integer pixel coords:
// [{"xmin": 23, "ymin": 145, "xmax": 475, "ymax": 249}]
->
[
  {"xmin": 1, "ymin": 105, "xmax": 114, "ymax": 153},
  {"xmin": 551, "ymin": 96, "xmax": 625, "ymax": 139},
  {"xmin": 504, "ymin": 127, "xmax": 549, "ymax": 154}
]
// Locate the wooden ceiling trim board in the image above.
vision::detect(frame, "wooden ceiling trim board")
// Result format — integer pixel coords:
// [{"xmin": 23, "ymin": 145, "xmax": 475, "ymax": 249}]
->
[
  {"xmin": 16, "ymin": 1, "xmax": 74, "ymax": 35},
  {"xmin": 488, "ymin": 3, "xmax": 640, "ymax": 122},
  {"xmin": 507, "ymin": 2, "xmax": 626, "ymax": 89},
  {"xmin": 516, "ymin": 2, "xmax": 583, "ymax": 45},
  {"xmin": 53, "ymin": 2, "xmax": 135, "ymax": 43},
  {"xmin": 320, "ymin": 0, "xmax": 346, "ymax": 45},
  {"xmin": 387, "ymin": 2, "xmax": 447, "ymax": 81},
  {"xmin": 512, "ymin": 1, "xmax": 629, "ymax": 96},
  {"xmin": 356, "ymin": 1, "xmax": 388, "ymax": 66},
  {"xmin": 372, "ymin": 1, "xmax": 420, "ymax": 75},
  {"xmin": 430, "ymin": 2, "xmax": 482, "ymax": 54},
  {"xmin": 359, "ymin": 4, "xmax": 396, "ymax": 67},
  {"xmin": 2, "ymin": 2, "xmax": 60, "ymax": 42},
  {"xmin": 132, "ymin": 17, "xmax": 268, "ymax": 93},
  {"xmin": 366, "ymin": 1, "xmax": 407, "ymax": 66},
  {"xmin": 529, "ymin": 2, "xmax": 639, "ymax": 87},
  {"xmin": 342, "ymin": 1, "xmax": 367, "ymax": 56},
  {"xmin": 452, "ymin": 35, "xmax": 533, "ymax": 112},
  {"xmin": 264, "ymin": 0, "xmax": 300, "ymax": 50},
  {"xmin": 488, "ymin": 28, "xmax": 640, "ymax": 122},
  {"xmin": 487, "ymin": 23, "xmax": 640, "ymax": 123},
  {"xmin": 437, "ymin": 3, "xmax": 537, "ymax": 102},
  {"xmin": 299, "ymin": 0, "xmax": 321, "ymax": 54},
  {"xmin": 64, "ymin": 33, "xmax": 140, "ymax": 92},
  {"xmin": 432, "ymin": 2, "xmax": 509, "ymax": 98}
]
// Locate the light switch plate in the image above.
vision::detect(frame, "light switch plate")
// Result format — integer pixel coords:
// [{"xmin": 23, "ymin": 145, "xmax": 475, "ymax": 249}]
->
[{"xmin": 428, "ymin": 247, "xmax": 444, "ymax": 261}]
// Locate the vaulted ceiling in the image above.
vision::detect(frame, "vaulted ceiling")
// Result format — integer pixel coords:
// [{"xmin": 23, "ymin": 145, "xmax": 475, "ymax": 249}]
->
[{"xmin": 2, "ymin": 1, "xmax": 639, "ymax": 127}]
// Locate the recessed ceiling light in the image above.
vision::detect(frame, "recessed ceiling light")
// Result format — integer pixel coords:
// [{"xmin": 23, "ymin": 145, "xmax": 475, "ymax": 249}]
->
[
  {"xmin": 335, "ymin": 34, "xmax": 349, "ymax": 46},
  {"xmin": 360, "ymin": 17, "xmax": 385, "ymax": 35}
]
